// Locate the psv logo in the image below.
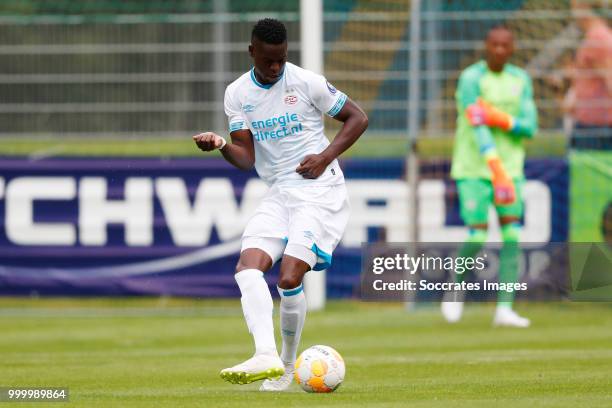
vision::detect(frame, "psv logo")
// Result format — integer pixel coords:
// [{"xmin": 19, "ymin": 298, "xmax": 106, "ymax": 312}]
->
[{"xmin": 284, "ymin": 95, "xmax": 298, "ymax": 105}]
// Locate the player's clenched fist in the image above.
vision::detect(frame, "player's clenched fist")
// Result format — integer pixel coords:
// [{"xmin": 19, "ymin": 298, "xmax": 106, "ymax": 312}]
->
[
  {"xmin": 296, "ymin": 153, "xmax": 331, "ymax": 179},
  {"xmin": 193, "ymin": 132, "xmax": 227, "ymax": 152}
]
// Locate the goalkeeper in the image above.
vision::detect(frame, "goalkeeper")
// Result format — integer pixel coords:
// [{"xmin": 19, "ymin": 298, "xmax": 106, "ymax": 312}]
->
[{"xmin": 442, "ymin": 25, "xmax": 538, "ymax": 327}]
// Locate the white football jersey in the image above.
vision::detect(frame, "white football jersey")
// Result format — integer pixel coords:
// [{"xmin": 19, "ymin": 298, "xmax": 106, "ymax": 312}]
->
[{"xmin": 224, "ymin": 62, "xmax": 347, "ymax": 187}]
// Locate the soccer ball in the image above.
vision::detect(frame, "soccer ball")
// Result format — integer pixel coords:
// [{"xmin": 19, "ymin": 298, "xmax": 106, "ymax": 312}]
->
[{"xmin": 294, "ymin": 345, "xmax": 345, "ymax": 393}]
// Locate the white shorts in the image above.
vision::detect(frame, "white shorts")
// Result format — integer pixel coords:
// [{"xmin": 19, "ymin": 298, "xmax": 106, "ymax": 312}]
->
[{"xmin": 240, "ymin": 183, "xmax": 350, "ymax": 271}]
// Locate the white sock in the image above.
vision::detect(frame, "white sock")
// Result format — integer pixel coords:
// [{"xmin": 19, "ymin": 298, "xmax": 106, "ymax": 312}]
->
[
  {"xmin": 235, "ymin": 269, "xmax": 277, "ymax": 356},
  {"xmin": 277, "ymin": 284, "xmax": 307, "ymax": 367}
]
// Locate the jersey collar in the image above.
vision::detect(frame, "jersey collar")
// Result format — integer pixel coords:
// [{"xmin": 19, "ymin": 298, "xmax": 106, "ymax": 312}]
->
[{"xmin": 250, "ymin": 66, "xmax": 285, "ymax": 89}]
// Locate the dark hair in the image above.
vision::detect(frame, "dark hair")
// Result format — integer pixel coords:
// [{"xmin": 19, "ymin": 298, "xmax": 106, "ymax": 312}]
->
[
  {"xmin": 251, "ymin": 18, "xmax": 287, "ymax": 44},
  {"xmin": 487, "ymin": 24, "xmax": 513, "ymax": 38}
]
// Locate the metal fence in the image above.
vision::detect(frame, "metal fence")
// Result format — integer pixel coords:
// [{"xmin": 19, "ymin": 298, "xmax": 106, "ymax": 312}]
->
[{"xmin": 0, "ymin": 0, "xmax": 610, "ymax": 139}]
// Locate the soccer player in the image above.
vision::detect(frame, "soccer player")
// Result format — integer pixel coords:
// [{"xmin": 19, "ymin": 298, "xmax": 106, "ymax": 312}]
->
[
  {"xmin": 442, "ymin": 25, "xmax": 538, "ymax": 327},
  {"xmin": 193, "ymin": 19, "xmax": 368, "ymax": 390}
]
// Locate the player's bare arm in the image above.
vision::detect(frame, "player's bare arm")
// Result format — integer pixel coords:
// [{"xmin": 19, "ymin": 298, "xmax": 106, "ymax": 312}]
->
[
  {"xmin": 295, "ymin": 99, "xmax": 368, "ymax": 179},
  {"xmin": 193, "ymin": 129, "xmax": 255, "ymax": 170}
]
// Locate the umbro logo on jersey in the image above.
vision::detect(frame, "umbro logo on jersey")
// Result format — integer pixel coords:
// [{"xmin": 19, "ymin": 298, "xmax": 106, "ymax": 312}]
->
[
  {"xmin": 284, "ymin": 95, "xmax": 298, "ymax": 106},
  {"xmin": 242, "ymin": 104, "xmax": 256, "ymax": 113},
  {"xmin": 326, "ymin": 81, "xmax": 337, "ymax": 95}
]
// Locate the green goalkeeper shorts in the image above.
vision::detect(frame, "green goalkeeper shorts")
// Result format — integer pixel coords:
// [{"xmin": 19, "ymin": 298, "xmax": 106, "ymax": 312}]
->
[{"xmin": 456, "ymin": 178, "xmax": 524, "ymax": 226}]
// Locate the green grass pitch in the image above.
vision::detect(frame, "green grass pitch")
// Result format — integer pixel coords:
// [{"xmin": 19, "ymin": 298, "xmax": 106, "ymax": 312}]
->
[
  {"xmin": 1, "ymin": 298, "xmax": 611, "ymax": 407},
  {"xmin": 0, "ymin": 133, "xmax": 566, "ymax": 158}
]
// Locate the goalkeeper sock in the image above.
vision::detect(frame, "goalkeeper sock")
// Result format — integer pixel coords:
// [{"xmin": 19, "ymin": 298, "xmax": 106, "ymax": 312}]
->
[
  {"xmin": 497, "ymin": 223, "xmax": 521, "ymax": 308},
  {"xmin": 277, "ymin": 284, "xmax": 307, "ymax": 366},
  {"xmin": 235, "ymin": 269, "xmax": 277, "ymax": 356},
  {"xmin": 456, "ymin": 228, "xmax": 487, "ymax": 283}
]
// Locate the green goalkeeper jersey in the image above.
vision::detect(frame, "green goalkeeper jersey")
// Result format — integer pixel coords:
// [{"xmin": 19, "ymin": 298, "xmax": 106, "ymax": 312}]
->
[{"xmin": 451, "ymin": 60, "xmax": 538, "ymax": 180}]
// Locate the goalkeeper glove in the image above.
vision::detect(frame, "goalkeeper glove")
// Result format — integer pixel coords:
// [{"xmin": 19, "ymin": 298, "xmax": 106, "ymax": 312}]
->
[
  {"xmin": 486, "ymin": 155, "xmax": 516, "ymax": 205},
  {"xmin": 466, "ymin": 98, "xmax": 515, "ymax": 131}
]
